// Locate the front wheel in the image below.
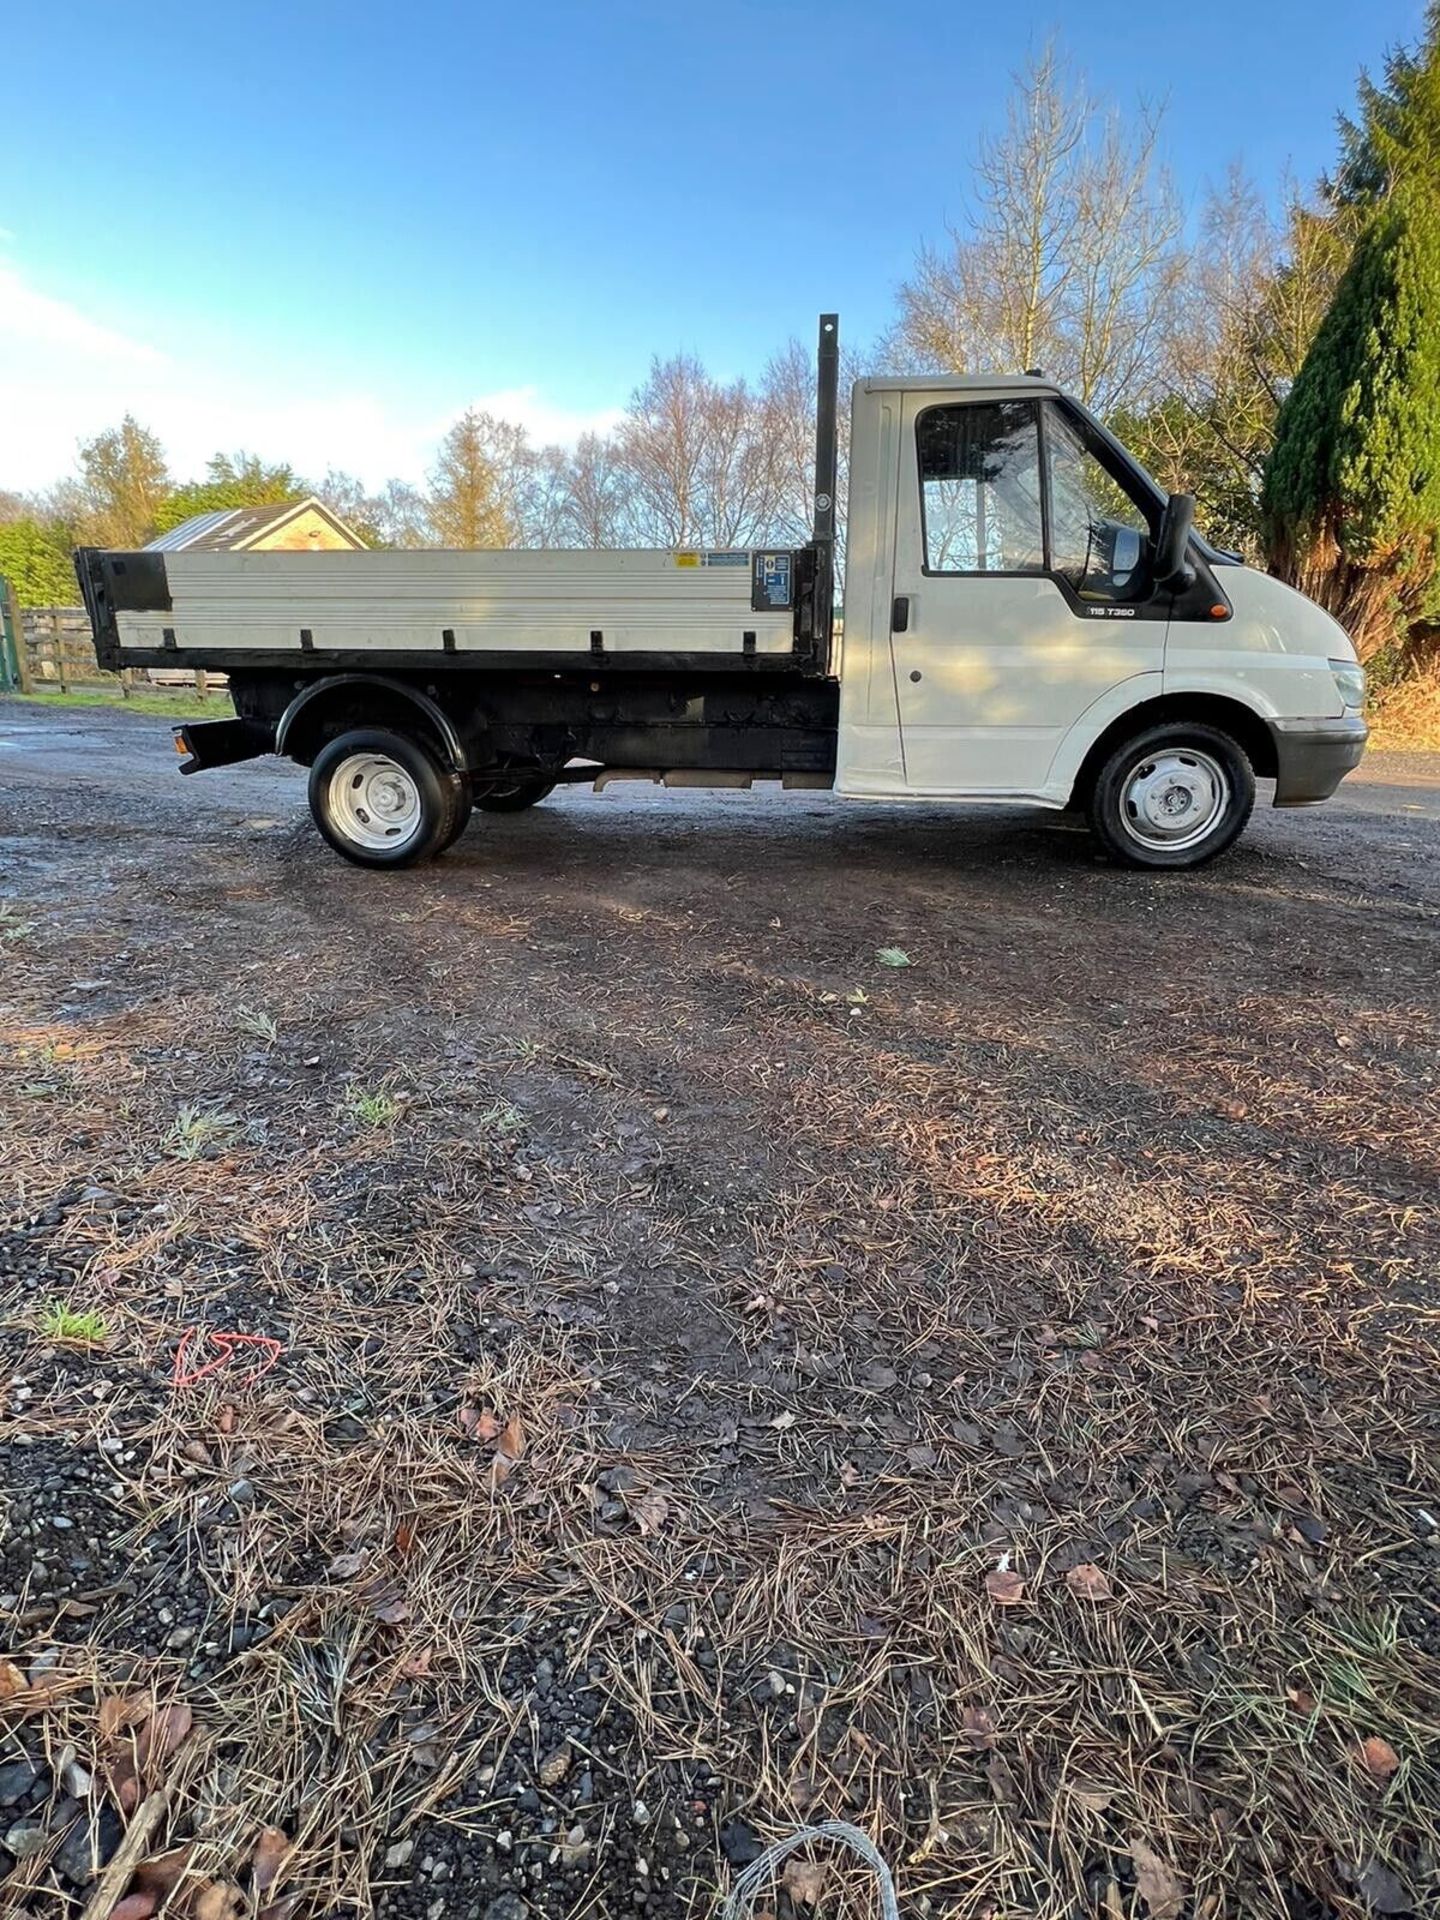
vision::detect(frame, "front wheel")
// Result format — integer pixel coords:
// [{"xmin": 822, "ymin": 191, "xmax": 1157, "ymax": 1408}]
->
[
  {"xmin": 1086, "ymin": 723, "xmax": 1255, "ymax": 870},
  {"xmin": 308, "ymin": 728, "xmax": 468, "ymax": 868}
]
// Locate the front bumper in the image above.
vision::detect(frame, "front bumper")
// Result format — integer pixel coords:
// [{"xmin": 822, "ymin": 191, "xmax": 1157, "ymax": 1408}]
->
[{"xmin": 1268, "ymin": 714, "xmax": 1369, "ymax": 806}]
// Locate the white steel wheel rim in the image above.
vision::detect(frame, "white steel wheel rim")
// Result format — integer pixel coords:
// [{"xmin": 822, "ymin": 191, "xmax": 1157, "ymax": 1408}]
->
[
  {"xmin": 328, "ymin": 752, "xmax": 424, "ymax": 851},
  {"xmin": 1119, "ymin": 748, "xmax": 1229, "ymax": 852}
]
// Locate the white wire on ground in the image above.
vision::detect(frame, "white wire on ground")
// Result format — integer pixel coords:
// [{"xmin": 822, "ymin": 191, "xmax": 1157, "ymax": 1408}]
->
[{"xmin": 719, "ymin": 1819, "xmax": 900, "ymax": 1920}]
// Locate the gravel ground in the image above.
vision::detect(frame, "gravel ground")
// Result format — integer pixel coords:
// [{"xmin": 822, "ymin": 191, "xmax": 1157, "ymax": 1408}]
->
[{"xmin": 1, "ymin": 696, "xmax": 1438, "ymax": 1920}]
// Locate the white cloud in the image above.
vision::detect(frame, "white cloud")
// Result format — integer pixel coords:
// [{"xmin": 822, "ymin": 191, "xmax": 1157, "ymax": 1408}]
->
[
  {"xmin": 0, "ymin": 256, "xmax": 622, "ymax": 495},
  {"xmin": 0, "ymin": 261, "xmax": 166, "ymax": 369},
  {"xmin": 460, "ymin": 387, "xmax": 624, "ymax": 450}
]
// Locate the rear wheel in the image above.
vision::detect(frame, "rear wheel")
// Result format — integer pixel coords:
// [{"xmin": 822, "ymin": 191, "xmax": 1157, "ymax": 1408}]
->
[
  {"xmin": 1086, "ymin": 722, "xmax": 1255, "ymax": 870},
  {"xmin": 308, "ymin": 727, "xmax": 467, "ymax": 868},
  {"xmin": 473, "ymin": 771, "xmax": 557, "ymax": 813}
]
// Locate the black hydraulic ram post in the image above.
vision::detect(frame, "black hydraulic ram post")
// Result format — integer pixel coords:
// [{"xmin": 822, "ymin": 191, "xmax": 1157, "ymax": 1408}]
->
[{"xmin": 796, "ymin": 313, "xmax": 839, "ymax": 673}]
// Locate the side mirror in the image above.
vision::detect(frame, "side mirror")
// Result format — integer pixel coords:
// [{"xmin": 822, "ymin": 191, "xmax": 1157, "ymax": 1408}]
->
[{"xmin": 1155, "ymin": 492, "xmax": 1197, "ymax": 592}]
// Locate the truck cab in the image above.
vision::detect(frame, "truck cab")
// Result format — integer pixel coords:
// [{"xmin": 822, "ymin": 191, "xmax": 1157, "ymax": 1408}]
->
[{"xmin": 836, "ymin": 375, "xmax": 1367, "ymax": 863}]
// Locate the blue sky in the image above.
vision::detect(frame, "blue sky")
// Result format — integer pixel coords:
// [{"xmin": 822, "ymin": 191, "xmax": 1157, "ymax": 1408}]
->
[{"xmin": 1, "ymin": 0, "xmax": 1426, "ymax": 491}]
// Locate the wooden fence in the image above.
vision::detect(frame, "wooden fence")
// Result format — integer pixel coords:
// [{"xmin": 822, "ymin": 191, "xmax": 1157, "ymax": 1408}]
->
[{"xmin": 5, "ymin": 600, "xmax": 222, "ymax": 700}]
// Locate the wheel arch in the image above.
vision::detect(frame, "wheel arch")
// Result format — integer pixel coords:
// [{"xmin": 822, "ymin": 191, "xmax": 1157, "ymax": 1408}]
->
[
  {"xmin": 1066, "ymin": 692, "xmax": 1277, "ymax": 807},
  {"xmin": 275, "ymin": 674, "xmax": 473, "ymax": 772}
]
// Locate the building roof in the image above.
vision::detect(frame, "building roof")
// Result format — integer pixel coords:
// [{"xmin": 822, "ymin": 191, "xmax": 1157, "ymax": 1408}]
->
[{"xmin": 146, "ymin": 496, "xmax": 362, "ymax": 552}]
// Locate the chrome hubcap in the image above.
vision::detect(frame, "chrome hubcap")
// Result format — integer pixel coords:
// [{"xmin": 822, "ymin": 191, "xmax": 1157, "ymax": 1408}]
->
[
  {"xmin": 328, "ymin": 753, "xmax": 423, "ymax": 850},
  {"xmin": 1120, "ymin": 749, "xmax": 1229, "ymax": 852}
]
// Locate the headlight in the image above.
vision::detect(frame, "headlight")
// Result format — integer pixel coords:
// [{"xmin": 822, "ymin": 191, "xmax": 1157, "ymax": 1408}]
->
[{"xmin": 1330, "ymin": 660, "xmax": 1366, "ymax": 710}]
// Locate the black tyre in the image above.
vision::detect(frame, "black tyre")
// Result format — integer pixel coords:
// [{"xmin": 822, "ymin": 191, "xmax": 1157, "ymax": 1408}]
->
[
  {"xmin": 307, "ymin": 727, "xmax": 467, "ymax": 869},
  {"xmin": 434, "ymin": 784, "xmax": 474, "ymax": 851},
  {"xmin": 1085, "ymin": 722, "xmax": 1255, "ymax": 870},
  {"xmin": 473, "ymin": 772, "xmax": 557, "ymax": 814}
]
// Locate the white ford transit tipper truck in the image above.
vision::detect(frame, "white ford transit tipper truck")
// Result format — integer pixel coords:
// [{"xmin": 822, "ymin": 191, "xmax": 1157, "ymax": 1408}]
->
[{"xmin": 75, "ymin": 316, "xmax": 1367, "ymax": 872}]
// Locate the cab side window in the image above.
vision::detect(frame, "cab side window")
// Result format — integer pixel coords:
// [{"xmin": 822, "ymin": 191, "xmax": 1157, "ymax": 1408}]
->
[
  {"xmin": 918, "ymin": 402, "xmax": 1044, "ymax": 574},
  {"xmin": 1043, "ymin": 406, "xmax": 1155, "ymax": 602}
]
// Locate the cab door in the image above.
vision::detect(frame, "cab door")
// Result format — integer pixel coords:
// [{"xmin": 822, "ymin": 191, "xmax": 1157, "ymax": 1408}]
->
[{"xmin": 888, "ymin": 392, "xmax": 1166, "ymax": 795}]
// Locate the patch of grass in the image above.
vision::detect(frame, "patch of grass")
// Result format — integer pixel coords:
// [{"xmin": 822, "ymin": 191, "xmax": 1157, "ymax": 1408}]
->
[
  {"xmin": 14, "ymin": 687, "xmax": 235, "ymax": 721},
  {"xmin": 345, "ymin": 1086, "xmax": 400, "ymax": 1127},
  {"xmin": 40, "ymin": 1301, "xmax": 109, "ymax": 1343},
  {"xmin": 875, "ymin": 945, "xmax": 912, "ymax": 968},
  {"xmin": 164, "ymin": 1104, "xmax": 240, "ymax": 1160},
  {"xmin": 477, "ymin": 1098, "xmax": 526, "ymax": 1136},
  {"xmin": 235, "ymin": 1006, "xmax": 279, "ymax": 1044},
  {"xmin": 0, "ymin": 904, "xmax": 35, "ymax": 942}
]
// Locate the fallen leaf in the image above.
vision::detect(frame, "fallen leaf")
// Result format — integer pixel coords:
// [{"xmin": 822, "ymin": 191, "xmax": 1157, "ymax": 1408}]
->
[
  {"xmin": 191, "ymin": 1881, "xmax": 245, "ymax": 1920},
  {"xmin": 1128, "ymin": 1836, "xmax": 1185, "ymax": 1920},
  {"xmin": 838, "ymin": 1459, "xmax": 861, "ymax": 1490},
  {"xmin": 137, "ymin": 1703, "xmax": 193, "ymax": 1771},
  {"xmin": 1070, "ymin": 1782, "xmax": 1115, "ymax": 1814},
  {"xmin": 459, "ymin": 1406, "xmax": 502, "ymax": 1442},
  {"xmin": 1285, "ymin": 1685, "xmax": 1317, "ymax": 1715},
  {"xmin": 630, "ymin": 1490, "xmax": 671, "ymax": 1537},
  {"xmin": 1065, "ymin": 1563, "xmax": 1113, "ymax": 1601},
  {"xmin": 373, "ymin": 1594, "xmax": 411, "ymax": 1627},
  {"xmin": 110, "ymin": 1896, "xmax": 159, "ymax": 1920},
  {"xmin": 960, "ymin": 1704, "xmax": 997, "ymax": 1750},
  {"xmin": 782, "ymin": 1859, "xmax": 826, "ymax": 1906},
  {"xmin": 398, "ymin": 1647, "xmax": 434, "ymax": 1680},
  {"xmin": 132, "ymin": 1846, "xmax": 195, "ymax": 1901},
  {"xmin": 106, "ymin": 1749, "xmax": 141, "ymax": 1813},
  {"xmin": 769, "ymin": 1411, "xmax": 797, "ymax": 1431},
  {"xmin": 497, "ymin": 1414, "xmax": 525, "ymax": 1461},
  {"xmin": 0, "ymin": 1659, "xmax": 29, "ymax": 1701},
  {"xmin": 905, "ymin": 1444, "xmax": 938, "ymax": 1471},
  {"xmin": 217, "ymin": 1404, "xmax": 237, "ymax": 1435},
  {"xmin": 327, "ymin": 1550, "xmax": 368, "ymax": 1580},
  {"xmin": 250, "ymin": 1826, "xmax": 290, "ymax": 1893},
  {"xmin": 394, "ymin": 1517, "xmax": 417, "ymax": 1556},
  {"xmin": 1354, "ymin": 1736, "xmax": 1400, "ymax": 1784},
  {"xmin": 539, "ymin": 1742, "xmax": 572, "ymax": 1787},
  {"xmin": 985, "ymin": 1569, "xmax": 1026, "ymax": 1607}
]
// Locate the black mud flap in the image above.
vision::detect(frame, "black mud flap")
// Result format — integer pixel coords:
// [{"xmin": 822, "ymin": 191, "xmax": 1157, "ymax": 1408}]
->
[{"xmin": 174, "ymin": 717, "xmax": 274, "ymax": 773}]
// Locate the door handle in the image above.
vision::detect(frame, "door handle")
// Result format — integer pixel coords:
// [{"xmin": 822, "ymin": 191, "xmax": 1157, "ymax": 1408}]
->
[
  {"xmin": 909, "ymin": 669, "xmax": 922, "ymax": 683},
  {"xmin": 892, "ymin": 594, "xmax": 910, "ymax": 633}
]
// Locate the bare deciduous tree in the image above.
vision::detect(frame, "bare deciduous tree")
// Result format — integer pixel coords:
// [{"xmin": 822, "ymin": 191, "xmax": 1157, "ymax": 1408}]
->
[
  {"xmin": 1121, "ymin": 170, "xmax": 1357, "ymax": 556},
  {"xmin": 615, "ymin": 356, "xmax": 714, "ymax": 547},
  {"xmin": 553, "ymin": 432, "xmax": 629, "ymax": 547},
  {"xmin": 893, "ymin": 43, "xmax": 1183, "ymax": 412}
]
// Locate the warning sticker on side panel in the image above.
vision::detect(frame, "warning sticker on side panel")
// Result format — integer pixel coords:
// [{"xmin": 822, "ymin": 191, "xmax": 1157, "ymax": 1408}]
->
[{"xmin": 675, "ymin": 552, "xmax": 700, "ymax": 567}]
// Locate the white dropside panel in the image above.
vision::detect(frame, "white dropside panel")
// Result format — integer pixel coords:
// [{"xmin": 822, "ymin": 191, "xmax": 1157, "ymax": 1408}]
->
[{"xmin": 113, "ymin": 548, "xmax": 794, "ymax": 657}]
